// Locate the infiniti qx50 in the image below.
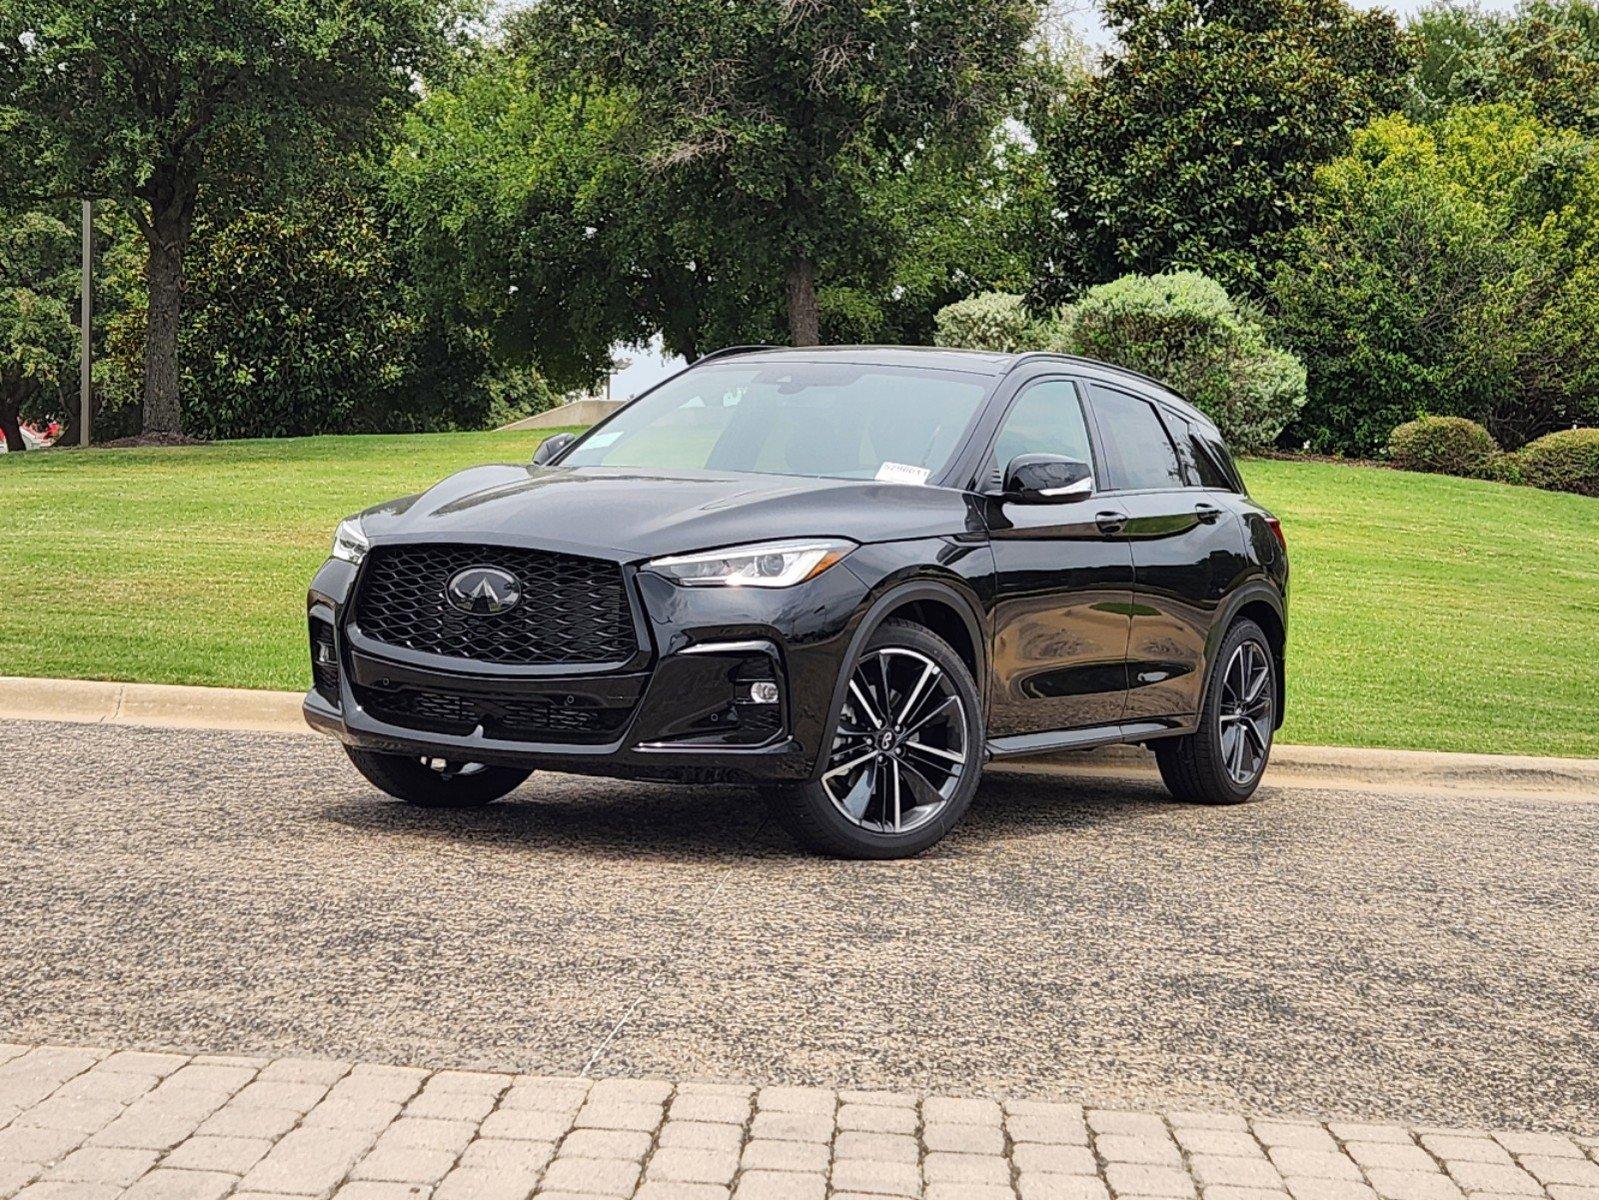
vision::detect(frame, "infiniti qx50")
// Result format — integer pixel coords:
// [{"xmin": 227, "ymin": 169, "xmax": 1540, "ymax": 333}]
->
[{"xmin": 305, "ymin": 346, "xmax": 1288, "ymax": 858}]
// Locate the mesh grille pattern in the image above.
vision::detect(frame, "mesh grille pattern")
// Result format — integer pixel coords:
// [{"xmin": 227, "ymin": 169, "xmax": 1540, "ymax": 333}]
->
[
  {"xmin": 353, "ymin": 543, "xmax": 635, "ymax": 666},
  {"xmin": 354, "ymin": 682, "xmax": 628, "ymax": 742}
]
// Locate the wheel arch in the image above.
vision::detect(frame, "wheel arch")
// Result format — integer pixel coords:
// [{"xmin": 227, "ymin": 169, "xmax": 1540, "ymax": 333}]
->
[
  {"xmin": 1209, "ymin": 583, "xmax": 1287, "ymax": 730},
  {"xmin": 811, "ymin": 578, "xmax": 988, "ymax": 781}
]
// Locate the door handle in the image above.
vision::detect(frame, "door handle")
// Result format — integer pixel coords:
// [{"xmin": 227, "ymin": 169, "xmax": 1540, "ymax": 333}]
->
[
  {"xmin": 1194, "ymin": 502, "xmax": 1223, "ymax": 524},
  {"xmin": 1094, "ymin": 510, "xmax": 1128, "ymax": 535}
]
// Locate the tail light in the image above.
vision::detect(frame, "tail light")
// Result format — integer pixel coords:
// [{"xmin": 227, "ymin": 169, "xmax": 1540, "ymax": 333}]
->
[{"xmin": 1264, "ymin": 515, "xmax": 1286, "ymax": 552}]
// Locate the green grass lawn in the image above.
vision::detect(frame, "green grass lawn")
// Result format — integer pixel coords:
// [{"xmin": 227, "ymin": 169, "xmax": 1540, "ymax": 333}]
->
[{"xmin": 2, "ymin": 434, "xmax": 1595, "ymax": 755}]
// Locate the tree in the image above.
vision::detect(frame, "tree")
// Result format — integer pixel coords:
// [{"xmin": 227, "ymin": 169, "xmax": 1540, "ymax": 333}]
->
[
  {"xmin": 392, "ymin": 21, "xmax": 1046, "ymax": 387},
  {"xmin": 0, "ymin": 0, "xmax": 459, "ymax": 435},
  {"xmin": 1410, "ymin": 0, "xmax": 1599, "ymax": 136},
  {"xmin": 1034, "ymin": 0, "xmax": 1413, "ymax": 302},
  {"xmin": 933, "ymin": 273, "xmax": 1309, "ymax": 451},
  {"xmin": 391, "ymin": 45, "xmax": 747, "ymax": 390},
  {"xmin": 0, "ymin": 205, "xmax": 75, "ymax": 453},
  {"xmin": 1270, "ymin": 106, "xmax": 1599, "ymax": 454},
  {"xmin": 527, "ymin": 0, "xmax": 1041, "ymax": 347}
]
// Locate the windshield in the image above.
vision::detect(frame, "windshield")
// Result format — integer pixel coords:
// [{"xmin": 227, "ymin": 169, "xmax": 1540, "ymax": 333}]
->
[{"xmin": 560, "ymin": 361, "xmax": 991, "ymax": 484}]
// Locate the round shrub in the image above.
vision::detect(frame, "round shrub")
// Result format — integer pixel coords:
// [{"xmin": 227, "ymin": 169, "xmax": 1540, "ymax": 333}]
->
[
  {"xmin": 1512, "ymin": 428, "xmax": 1599, "ymax": 497},
  {"xmin": 933, "ymin": 292, "xmax": 1052, "ymax": 353},
  {"xmin": 1386, "ymin": 416, "xmax": 1500, "ymax": 478},
  {"xmin": 1057, "ymin": 272, "xmax": 1307, "ymax": 453}
]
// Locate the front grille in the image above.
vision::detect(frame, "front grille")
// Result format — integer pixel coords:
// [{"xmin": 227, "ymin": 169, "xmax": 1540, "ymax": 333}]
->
[
  {"xmin": 353, "ymin": 543, "xmax": 635, "ymax": 666},
  {"xmin": 354, "ymin": 681, "xmax": 629, "ymax": 743}
]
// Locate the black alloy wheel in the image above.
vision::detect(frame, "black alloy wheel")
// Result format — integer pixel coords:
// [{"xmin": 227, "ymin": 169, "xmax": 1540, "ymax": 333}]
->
[
  {"xmin": 1154, "ymin": 617, "xmax": 1275, "ymax": 805},
  {"xmin": 773, "ymin": 619, "xmax": 984, "ymax": 858}
]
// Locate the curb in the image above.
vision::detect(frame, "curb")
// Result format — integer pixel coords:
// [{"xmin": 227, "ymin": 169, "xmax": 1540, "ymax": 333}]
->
[
  {"xmin": 0, "ymin": 675, "xmax": 307, "ymax": 735},
  {"xmin": 1009, "ymin": 741, "xmax": 1599, "ymax": 800},
  {"xmin": 4, "ymin": 674, "xmax": 1596, "ymax": 796}
]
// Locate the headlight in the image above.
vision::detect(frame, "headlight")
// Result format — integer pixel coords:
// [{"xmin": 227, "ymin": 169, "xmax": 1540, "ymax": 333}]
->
[
  {"xmin": 330, "ymin": 516, "xmax": 369, "ymax": 565},
  {"xmin": 647, "ymin": 538, "xmax": 855, "ymax": 588}
]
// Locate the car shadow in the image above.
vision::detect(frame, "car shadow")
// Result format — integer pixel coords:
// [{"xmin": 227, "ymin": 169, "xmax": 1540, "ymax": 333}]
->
[{"xmin": 319, "ymin": 764, "xmax": 1174, "ymax": 863}]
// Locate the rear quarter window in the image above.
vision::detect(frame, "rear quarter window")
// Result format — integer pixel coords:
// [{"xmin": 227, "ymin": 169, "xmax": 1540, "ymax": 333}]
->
[{"xmin": 1171, "ymin": 415, "xmax": 1239, "ymax": 491}]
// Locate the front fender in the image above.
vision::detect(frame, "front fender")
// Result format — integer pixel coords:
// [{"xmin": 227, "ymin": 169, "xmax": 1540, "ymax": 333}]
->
[{"xmin": 810, "ymin": 540, "xmax": 995, "ymax": 781}]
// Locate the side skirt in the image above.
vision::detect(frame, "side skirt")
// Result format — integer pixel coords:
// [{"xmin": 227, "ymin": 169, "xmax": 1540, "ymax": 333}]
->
[{"xmin": 985, "ymin": 718, "xmax": 1194, "ymax": 761}]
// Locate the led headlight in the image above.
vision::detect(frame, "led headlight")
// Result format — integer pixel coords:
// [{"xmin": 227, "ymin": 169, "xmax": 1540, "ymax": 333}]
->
[
  {"xmin": 330, "ymin": 516, "xmax": 369, "ymax": 565},
  {"xmin": 647, "ymin": 538, "xmax": 855, "ymax": 588}
]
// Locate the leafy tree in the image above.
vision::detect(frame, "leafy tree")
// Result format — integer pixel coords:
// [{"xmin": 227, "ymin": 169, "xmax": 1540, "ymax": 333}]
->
[
  {"xmin": 935, "ymin": 274, "xmax": 1308, "ymax": 451},
  {"xmin": 527, "ymin": 0, "xmax": 1041, "ymax": 347},
  {"xmin": 1270, "ymin": 106, "xmax": 1599, "ymax": 454},
  {"xmin": 0, "ymin": 204, "xmax": 75, "ymax": 453},
  {"xmin": 1059, "ymin": 273, "xmax": 1307, "ymax": 452},
  {"xmin": 393, "ymin": 24, "xmax": 1044, "ymax": 388},
  {"xmin": 0, "ymin": 0, "xmax": 459, "ymax": 435},
  {"xmin": 1034, "ymin": 0, "xmax": 1413, "ymax": 301},
  {"xmin": 817, "ymin": 135, "xmax": 1046, "ymax": 346},
  {"xmin": 94, "ymin": 159, "xmax": 550, "ymax": 439},
  {"xmin": 391, "ymin": 45, "xmax": 748, "ymax": 391},
  {"xmin": 1411, "ymin": 0, "xmax": 1599, "ymax": 135}
]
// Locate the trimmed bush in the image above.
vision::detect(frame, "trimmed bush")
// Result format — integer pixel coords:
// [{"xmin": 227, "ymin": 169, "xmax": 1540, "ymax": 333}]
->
[
  {"xmin": 1386, "ymin": 416, "xmax": 1501, "ymax": 478},
  {"xmin": 1512, "ymin": 428, "xmax": 1599, "ymax": 497},
  {"xmin": 933, "ymin": 292, "xmax": 1052, "ymax": 353},
  {"xmin": 1057, "ymin": 273, "xmax": 1307, "ymax": 454}
]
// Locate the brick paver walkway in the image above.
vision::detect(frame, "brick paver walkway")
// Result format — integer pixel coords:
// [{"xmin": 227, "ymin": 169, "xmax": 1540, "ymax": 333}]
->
[{"xmin": 1, "ymin": 1044, "xmax": 1595, "ymax": 1200}]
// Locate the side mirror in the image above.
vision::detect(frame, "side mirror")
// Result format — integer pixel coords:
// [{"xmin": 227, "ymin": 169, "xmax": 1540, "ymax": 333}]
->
[
  {"xmin": 531, "ymin": 432, "xmax": 577, "ymax": 466},
  {"xmin": 1002, "ymin": 454, "xmax": 1094, "ymax": 503}
]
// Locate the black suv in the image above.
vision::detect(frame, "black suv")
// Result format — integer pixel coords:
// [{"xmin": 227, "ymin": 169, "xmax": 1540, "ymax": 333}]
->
[{"xmin": 305, "ymin": 347, "xmax": 1288, "ymax": 858}]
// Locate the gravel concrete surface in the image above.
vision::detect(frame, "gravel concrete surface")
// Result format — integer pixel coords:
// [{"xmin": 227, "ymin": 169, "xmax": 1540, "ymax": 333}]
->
[{"xmin": 1, "ymin": 721, "xmax": 1594, "ymax": 1135}]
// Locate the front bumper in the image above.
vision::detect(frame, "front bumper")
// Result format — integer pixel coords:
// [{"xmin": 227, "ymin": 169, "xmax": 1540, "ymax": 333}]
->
[{"xmin": 304, "ymin": 553, "xmax": 872, "ymax": 784}]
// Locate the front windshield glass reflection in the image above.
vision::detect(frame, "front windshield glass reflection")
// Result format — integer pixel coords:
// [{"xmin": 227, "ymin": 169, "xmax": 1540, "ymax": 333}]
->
[{"xmin": 560, "ymin": 361, "xmax": 990, "ymax": 483}]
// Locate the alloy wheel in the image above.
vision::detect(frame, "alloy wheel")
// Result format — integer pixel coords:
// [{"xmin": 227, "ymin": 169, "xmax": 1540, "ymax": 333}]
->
[
  {"xmin": 1218, "ymin": 639, "xmax": 1273, "ymax": 785},
  {"xmin": 821, "ymin": 647, "xmax": 970, "ymax": 834}
]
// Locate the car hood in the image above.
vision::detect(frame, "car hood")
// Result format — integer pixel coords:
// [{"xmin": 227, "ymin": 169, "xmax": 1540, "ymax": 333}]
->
[{"xmin": 356, "ymin": 464, "xmax": 982, "ymax": 561}]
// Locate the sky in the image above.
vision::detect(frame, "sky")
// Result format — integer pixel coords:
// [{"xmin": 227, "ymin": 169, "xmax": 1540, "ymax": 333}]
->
[{"xmin": 595, "ymin": 0, "xmax": 1524, "ymax": 402}]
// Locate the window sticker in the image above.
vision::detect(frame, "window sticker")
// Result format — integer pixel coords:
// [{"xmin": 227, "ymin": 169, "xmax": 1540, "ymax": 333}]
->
[
  {"xmin": 875, "ymin": 461, "xmax": 932, "ymax": 486},
  {"xmin": 583, "ymin": 431, "xmax": 622, "ymax": 449}
]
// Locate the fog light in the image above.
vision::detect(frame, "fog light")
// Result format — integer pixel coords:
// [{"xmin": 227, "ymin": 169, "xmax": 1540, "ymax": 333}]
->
[{"xmin": 745, "ymin": 681, "xmax": 779, "ymax": 705}]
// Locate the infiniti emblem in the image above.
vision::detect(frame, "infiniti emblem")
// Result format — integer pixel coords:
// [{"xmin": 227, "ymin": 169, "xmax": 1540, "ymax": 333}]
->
[{"xmin": 445, "ymin": 566, "xmax": 523, "ymax": 615}]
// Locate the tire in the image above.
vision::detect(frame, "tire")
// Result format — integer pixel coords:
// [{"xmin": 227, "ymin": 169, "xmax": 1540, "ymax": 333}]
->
[
  {"xmin": 344, "ymin": 746, "xmax": 532, "ymax": 808},
  {"xmin": 1154, "ymin": 617, "xmax": 1276, "ymax": 805},
  {"xmin": 772, "ymin": 619, "xmax": 985, "ymax": 859}
]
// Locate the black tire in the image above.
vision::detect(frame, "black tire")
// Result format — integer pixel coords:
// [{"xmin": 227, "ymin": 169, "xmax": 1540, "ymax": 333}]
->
[
  {"xmin": 344, "ymin": 747, "xmax": 532, "ymax": 808},
  {"xmin": 772, "ymin": 619, "xmax": 985, "ymax": 859},
  {"xmin": 1154, "ymin": 617, "xmax": 1275, "ymax": 805}
]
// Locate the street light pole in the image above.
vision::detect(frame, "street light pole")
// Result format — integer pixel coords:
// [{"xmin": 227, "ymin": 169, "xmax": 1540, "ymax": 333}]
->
[{"xmin": 80, "ymin": 199, "xmax": 93, "ymax": 447}]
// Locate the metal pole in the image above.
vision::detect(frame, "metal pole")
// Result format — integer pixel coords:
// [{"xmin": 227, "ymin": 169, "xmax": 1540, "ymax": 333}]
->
[{"xmin": 80, "ymin": 199, "xmax": 93, "ymax": 447}]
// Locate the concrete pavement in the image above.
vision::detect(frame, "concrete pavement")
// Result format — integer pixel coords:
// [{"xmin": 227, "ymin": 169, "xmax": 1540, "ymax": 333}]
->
[{"xmin": 1, "ymin": 720, "xmax": 1595, "ymax": 1136}]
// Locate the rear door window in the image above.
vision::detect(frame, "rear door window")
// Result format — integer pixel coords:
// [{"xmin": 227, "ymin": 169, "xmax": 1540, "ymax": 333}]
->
[{"xmin": 1088, "ymin": 386, "xmax": 1186, "ymax": 491}]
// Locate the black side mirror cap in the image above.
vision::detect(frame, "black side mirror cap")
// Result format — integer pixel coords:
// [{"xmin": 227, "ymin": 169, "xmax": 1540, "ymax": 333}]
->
[
  {"xmin": 531, "ymin": 432, "xmax": 578, "ymax": 466},
  {"xmin": 1001, "ymin": 454, "xmax": 1094, "ymax": 503}
]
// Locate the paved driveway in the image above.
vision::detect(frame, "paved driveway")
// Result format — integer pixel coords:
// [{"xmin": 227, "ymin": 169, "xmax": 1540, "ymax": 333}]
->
[{"xmin": 1, "ymin": 722, "xmax": 1594, "ymax": 1133}]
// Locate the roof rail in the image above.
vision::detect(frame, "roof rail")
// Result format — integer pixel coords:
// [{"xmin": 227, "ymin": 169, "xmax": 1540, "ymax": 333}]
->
[
  {"xmin": 1009, "ymin": 350, "xmax": 1212, "ymax": 415},
  {"xmin": 694, "ymin": 344, "xmax": 780, "ymax": 364},
  {"xmin": 1009, "ymin": 351, "xmax": 1179, "ymax": 395}
]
